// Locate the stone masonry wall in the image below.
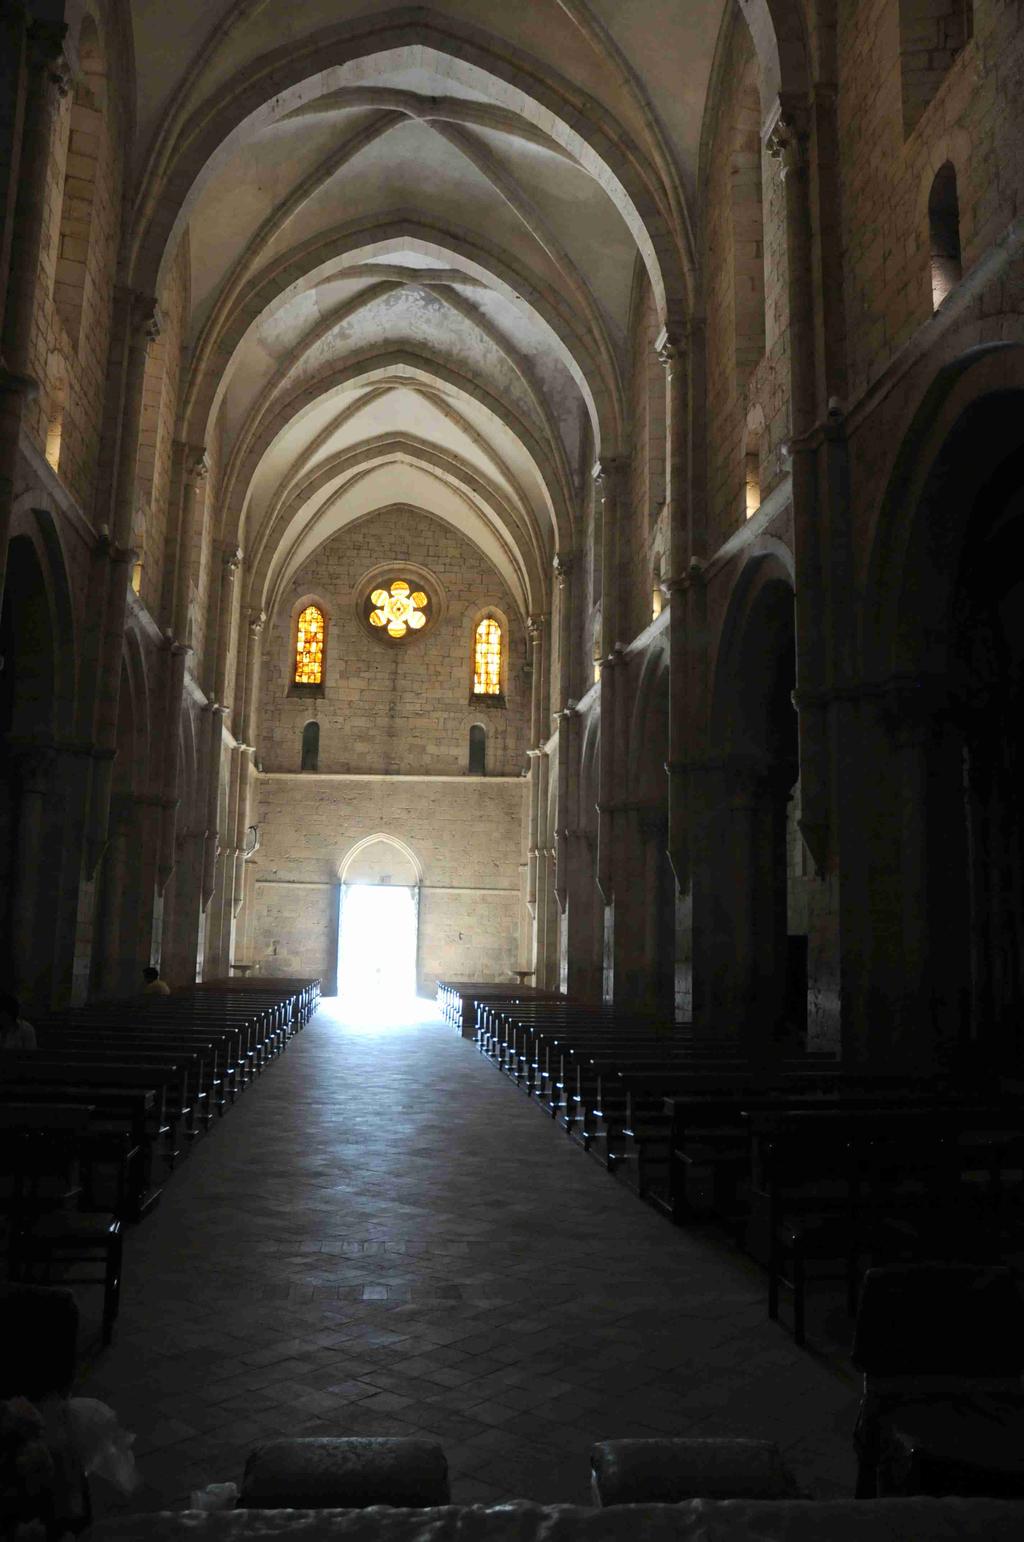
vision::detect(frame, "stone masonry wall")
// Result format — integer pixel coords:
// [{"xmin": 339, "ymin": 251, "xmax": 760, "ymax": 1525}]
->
[
  {"xmin": 838, "ymin": 0, "xmax": 1024, "ymax": 402},
  {"xmin": 622, "ymin": 273, "xmax": 666, "ymax": 645},
  {"xmin": 30, "ymin": 3, "xmax": 125, "ymax": 523},
  {"xmin": 702, "ymin": 17, "xmax": 791, "ymax": 556},
  {"xmin": 250, "ymin": 773, "xmax": 526, "ymax": 991},
  {"xmin": 136, "ymin": 240, "xmax": 189, "ymax": 624},
  {"xmin": 258, "ymin": 507, "xmax": 531, "ymax": 777}
]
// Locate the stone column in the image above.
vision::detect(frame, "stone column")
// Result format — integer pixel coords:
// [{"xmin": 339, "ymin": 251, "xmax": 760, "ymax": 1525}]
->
[
  {"xmin": 201, "ymin": 705, "xmax": 228, "ymax": 915},
  {"xmin": 656, "ymin": 330, "xmax": 691, "ymax": 891},
  {"xmin": 86, "ymin": 292, "xmax": 161, "ymax": 876},
  {"xmin": 236, "ymin": 608, "xmax": 265, "ymax": 748},
  {"xmin": 608, "ymin": 798, "xmax": 646, "ymax": 1008},
  {"xmin": 698, "ymin": 756, "xmax": 791, "ymax": 1049},
  {"xmin": 198, "ymin": 544, "xmax": 242, "ymax": 972},
  {"xmin": 93, "ymin": 796, "xmax": 131, "ymax": 999},
  {"xmin": 0, "ymin": 11, "xmax": 30, "ymax": 341},
  {"xmin": 639, "ymin": 806, "xmax": 671, "ymax": 1014},
  {"xmin": 766, "ymin": 101, "xmax": 829, "ymax": 876},
  {"xmin": 593, "ymin": 460, "xmax": 624, "ymax": 908},
  {"xmin": 126, "ymin": 790, "xmax": 165, "ymax": 978},
  {"xmin": 547, "ymin": 551, "xmax": 571, "ymax": 906},
  {"xmin": 50, "ymin": 738, "xmax": 98, "ymax": 1007},
  {"xmin": 166, "ymin": 826, "xmax": 205, "ymax": 986},
  {"xmin": 554, "ymin": 552, "xmax": 574, "ymax": 713},
  {"xmin": 225, "ymin": 742, "xmax": 255, "ymax": 966},
  {"xmin": 211, "ymin": 544, "xmax": 242, "ymax": 709},
  {"xmin": 8, "ymin": 739, "xmax": 56, "ymax": 1000},
  {"xmin": 156, "ymin": 640, "xmax": 188, "ymax": 895},
  {"xmin": 868, "ymin": 678, "xmax": 951, "ymax": 1072},
  {"xmin": 0, "ymin": 19, "xmax": 69, "ymax": 602},
  {"xmin": 110, "ymin": 291, "xmax": 162, "ymax": 543},
  {"xmin": 527, "ymin": 612, "xmax": 546, "ymax": 748},
  {"xmin": 173, "ymin": 446, "xmax": 208, "ymax": 641},
  {"xmin": 533, "ymin": 747, "xmax": 551, "ymax": 985},
  {"xmin": 525, "ymin": 614, "xmax": 545, "ymax": 941}
]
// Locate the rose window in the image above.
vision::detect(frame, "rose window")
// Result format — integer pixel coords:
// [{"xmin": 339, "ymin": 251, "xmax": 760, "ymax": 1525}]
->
[{"xmin": 369, "ymin": 579, "xmax": 429, "ymax": 638}]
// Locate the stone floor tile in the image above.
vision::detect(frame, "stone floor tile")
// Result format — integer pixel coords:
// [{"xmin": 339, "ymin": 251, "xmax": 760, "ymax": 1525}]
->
[{"xmin": 77, "ymin": 1000, "xmax": 858, "ymax": 1514}]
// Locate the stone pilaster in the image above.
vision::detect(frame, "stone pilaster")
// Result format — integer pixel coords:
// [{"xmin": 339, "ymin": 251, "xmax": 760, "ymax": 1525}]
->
[
  {"xmin": 7, "ymin": 738, "xmax": 56, "ymax": 997},
  {"xmin": 173, "ymin": 445, "xmax": 208, "ymax": 641},
  {"xmin": 0, "ymin": 18, "xmax": 69, "ymax": 603}
]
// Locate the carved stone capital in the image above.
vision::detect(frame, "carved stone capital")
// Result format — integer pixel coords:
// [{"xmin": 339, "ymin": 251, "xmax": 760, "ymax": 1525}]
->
[
  {"xmin": 765, "ymin": 98, "xmax": 810, "ymax": 179},
  {"xmin": 220, "ymin": 544, "xmax": 242, "ymax": 574},
  {"xmin": 184, "ymin": 446, "xmax": 209, "ymax": 487},
  {"xmin": 527, "ymin": 614, "xmax": 546, "ymax": 644},
  {"xmin": 654, "ymin": 325, "xmax": 687, "ymax": 370},
  {"xmin": 94, "ymin": 526, "xmax": 136, "ymax": 565},
  {"xmin": 123, "ymin": 289, "xmax": 161, "ymax": 345},
  {"xmin": 553, "ymin": 551, "xmax": 574, "ymax": 586},
  {"xmin": 26, "ymin": 20, "xmax": 70, "ymax": 93},
  {"xmin": 248, "ymin": 608, "xmax": 267, "ymax": 638},
  {"xmin": 592, "ymin": 456, "xmax": 626, "ymax": 494}
]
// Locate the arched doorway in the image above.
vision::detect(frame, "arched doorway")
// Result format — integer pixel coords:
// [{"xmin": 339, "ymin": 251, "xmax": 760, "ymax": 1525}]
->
[{"xmin": 336, "ymin": 834, "xmax": 422, "ymax": 1009}]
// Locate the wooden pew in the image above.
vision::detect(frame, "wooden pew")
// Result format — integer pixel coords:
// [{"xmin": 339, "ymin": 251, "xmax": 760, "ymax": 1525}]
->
[{"xmin": 0, "ymin": 1077, "xmax": 160, "ymax": 1219}]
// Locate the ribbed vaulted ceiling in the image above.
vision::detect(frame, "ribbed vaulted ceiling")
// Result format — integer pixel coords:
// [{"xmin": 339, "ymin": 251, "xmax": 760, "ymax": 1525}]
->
[{"xmin": 125, "ymin": 1, "xmax": 727, "ymax": 619}]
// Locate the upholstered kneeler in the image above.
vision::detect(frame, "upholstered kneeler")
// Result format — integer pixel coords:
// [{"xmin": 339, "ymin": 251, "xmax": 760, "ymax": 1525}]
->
[
  {"xmin": 239, "ymin": 1438, "xmax": 450, "ymax": 1509},
  {"xmin": 590, "ymin": 1437, "xmax": 798, "ymax": 1506}
]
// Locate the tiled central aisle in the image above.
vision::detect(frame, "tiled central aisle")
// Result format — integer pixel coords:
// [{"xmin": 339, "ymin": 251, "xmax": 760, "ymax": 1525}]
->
[{"xmin": 82, "ymin": 1000, "xmax": 859, "ymax": 1512}]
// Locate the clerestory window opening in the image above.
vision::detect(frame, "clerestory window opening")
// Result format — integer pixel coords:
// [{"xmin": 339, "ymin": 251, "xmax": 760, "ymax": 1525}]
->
[
  {"xmin": 473, "ymin": 617, "xmax": 503, "ymax": 697},
  {"xmin": 294, "ymin": 604, "xmax": 326, "ymax": 686}
]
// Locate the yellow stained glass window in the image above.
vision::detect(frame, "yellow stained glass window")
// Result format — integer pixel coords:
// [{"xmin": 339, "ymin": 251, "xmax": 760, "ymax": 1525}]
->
[
  {"xmin": 294, "ymin": 604, "xmax": 325, "ymax": 685},
  {"xmin": 474, "ymin": 617, "xmax": 502, "ymax": 696},
  {"xmin": 369, "ymin": 579, "xmax": 429, "ymax": 638}
]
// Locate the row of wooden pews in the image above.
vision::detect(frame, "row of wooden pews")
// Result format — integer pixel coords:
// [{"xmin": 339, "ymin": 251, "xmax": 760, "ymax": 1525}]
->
[
  {"xmin": 1, "ymin": 977, "xmax": 320, "ymax": 1344},
  {"xmin": 436, "ymin": 980, "xmax": 563, "ymax": 1039},
  {"xmin": 438, "ymin": 981, "xmax": 1024, "ymax": 1349}
]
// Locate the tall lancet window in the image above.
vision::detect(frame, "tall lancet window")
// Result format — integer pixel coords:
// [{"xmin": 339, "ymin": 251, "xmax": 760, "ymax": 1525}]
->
[
  {"xmin": 294, "ymin": 604, "xmax": 325, "ymax": 686},
  {"xmin": 473, "ymin": 618, "xmax": 502, "ymax": 696}
]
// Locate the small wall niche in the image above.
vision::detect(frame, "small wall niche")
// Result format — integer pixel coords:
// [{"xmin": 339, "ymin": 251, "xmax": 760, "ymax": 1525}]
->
[
  {"xmin": 928, "ymin": 162, "xmax": 963, "ymax": 310},
  {"xmin": 469, "ymin": 723, "xmax": 486, "ymax": 776},
  {"xmin": 300, "ymin": 720, "xmax": 320, "ymax": 772}
]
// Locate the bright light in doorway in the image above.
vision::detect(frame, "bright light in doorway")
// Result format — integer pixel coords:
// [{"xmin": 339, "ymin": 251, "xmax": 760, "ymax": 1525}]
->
[{"xmin": 337, "ymin": 884, "xmax": 419, "ymax": 1025}]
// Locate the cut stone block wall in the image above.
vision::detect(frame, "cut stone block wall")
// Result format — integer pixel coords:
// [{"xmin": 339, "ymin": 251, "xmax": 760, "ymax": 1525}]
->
[
  {"xmin": 702, "ymin": 15, "xmax": 790, "ymax": 554},
  {"xmin": 250, "ymin": 772, "xmax": 526, "ymax": 992},
  {"xmin": 258, "ymin": 507, "xmax": 530, "ymax": 777},
  {"xmin": 622, "ymin": 274, "xmax": 666, "ymax": 644},
  {"xmin": 838, "ymin": 0, "xmax": 1023, "ymax": 402},
  {"xmin": 136, "ymin": 239, "xmax": 189, "ymax": 625},
  {"xmin": 32, "ymin": 21, "xmax": 124, "ymax": 521}
]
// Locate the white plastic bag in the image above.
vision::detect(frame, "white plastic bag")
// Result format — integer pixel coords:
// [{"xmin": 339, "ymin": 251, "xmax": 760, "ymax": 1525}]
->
[
  {"xmin": 65, "ymin": 1398, "xmax": 139, "ymax": 1495},
  {"xmin": 189, "ymin": 1481, "xmax": 239, "ymax": 1511}
]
